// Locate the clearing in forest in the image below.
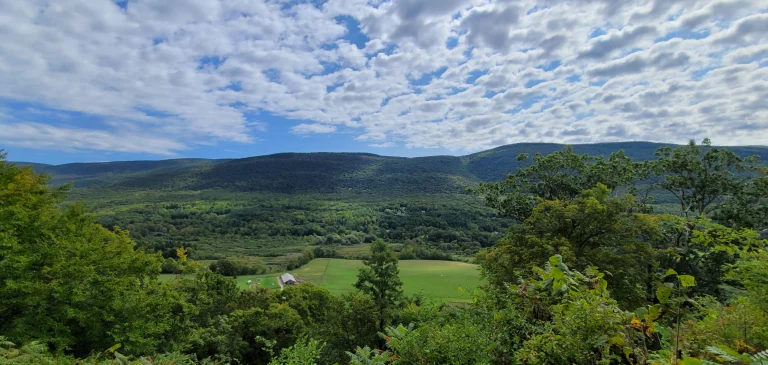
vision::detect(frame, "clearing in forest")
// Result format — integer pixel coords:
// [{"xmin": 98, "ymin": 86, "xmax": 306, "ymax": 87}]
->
[
  {"xmin": 291, "ymin": 258, "xmax": 481, "ymax": 302},
  {"xmin": 160, "ymin": 258, "xmax": 481, "ymax": 302}
]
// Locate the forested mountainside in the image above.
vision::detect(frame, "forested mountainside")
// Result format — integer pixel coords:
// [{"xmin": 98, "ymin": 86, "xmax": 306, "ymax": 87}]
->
[
  {"xmin": 11, "ymin": 142, "xmax": 767, "ymax": 263},
  {"xmin": 16, "ymin": 142, "xmax": 768, "ymax": 194},
  {"xmin": 15, "ymin": 158, "xmax": 226, "ymax": 187}
]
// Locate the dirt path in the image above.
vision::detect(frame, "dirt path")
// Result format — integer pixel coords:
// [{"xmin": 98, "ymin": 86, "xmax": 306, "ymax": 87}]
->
[{"xmin": 277, "ymin": 276, "xmax": 284, "ymax": 291}]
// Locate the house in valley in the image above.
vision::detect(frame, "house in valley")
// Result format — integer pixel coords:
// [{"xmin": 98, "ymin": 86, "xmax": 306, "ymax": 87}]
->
[{"xmin": 280, "ymin": 273, "xmax": 297, "ymax": 286}]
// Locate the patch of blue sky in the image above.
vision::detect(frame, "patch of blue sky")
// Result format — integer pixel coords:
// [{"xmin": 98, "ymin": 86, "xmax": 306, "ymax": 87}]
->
[
  {"xmin": 369, "ymin": 44, "xmax": 397, "ymax": 58},
  {"xmin": 621, "ymin": 47, "xmax": 645, "ymax": 57},
  {"xmin": 667, "ymin": 9, "xmax": 684, "ymax": 21},
  {"xmin": 223, "ymin": 81, "xmax": 242, "ymax": 92},
  {"xmin": 197, "ymin": 56, "xmax": 226, "ymax": 70},
  {"xmin": 503, "ymin": 95, "xmax": 546, "ymax": 114},
  {"xmin": 115, "ymin": 0, "xmax": 128, "ymax": 10},
  {"xmin": 525, "ymin": 79, "xmax": 546, "ymax": 88},
  {"xmin": 691, "ymin": 66, "xmax": 717, "ymax": 81},
  {"xmin": 410, "ymin": 67, "xmax": 448, "ymax": 86},
  {"xmin": 484, "ymin": 90, "xmax": 501, "ymax": 99},
  {"xmin": 9, "ymin": 146, "xmax": 169, "ymax": 165},
  {"xmin": 380, "ymin": 95, "xmax": 394, "ymax": 108},
  {"xmin": 446, "ymin": 37, "xmax": 459, "ymax": 50},
  {"xmin": 135, "ymin": 107, "xmax": 177, "ymax": 119},
  {"xmin": 527, "ymin": 4, "xmax": 550, "ymax": 15},
  {"xmin": 589, "ymin": 80, "xmax": 607, "ymax": 87},
  {"xmin": 335, "ymin": 16, "xmax": 370, "ymax": 49},
  {"xmin": 655, "ymin": 29, "xmax": 710, "ymax": 42},
  {"xmin": 566, "ymin": 74, "xmax": 581, "ymax": 83},
  {"xmin": 537, "ymin": 60, "xmax": 561, "ymax": 71},
  {"xmin": 574, "ymin": 111, "xmax": 593, "ymax": 121},
  {"xmin": 320, "ymin": 43, "xmax": 338, "ymax": 51},
  {"xmin": 589, "ymin": 28, "xmax": 607, "ymax": 38},
  {"xmin": 326, "ymin": 82, "xmax": 344, "ymax": 93},
  {"xmin": 463, "ymin": 46, "xmax": 475, "ymax": 59},
  {"xmin": 466, "ymin": 69, "xmax": 488, "ymax": 84},
  {"xmin": 263, "ymin": 69, "xmax": 280, "ymax": 83},
  {"xmin": 321, "ymin": 61, "xmax": 342, "ymax": 75},
  {"xmin": 228, "ymin": 101, "xmax": 247, "ymax": 109},
  {"xmin": 442, "ymin": 87, "xmax": 467, "ymax": 97}
]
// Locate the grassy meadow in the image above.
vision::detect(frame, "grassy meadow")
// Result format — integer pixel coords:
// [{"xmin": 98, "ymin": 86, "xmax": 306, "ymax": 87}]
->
[
  {"xmin": 292, "ymin": 259, "xmax": 481, "ymax": 301},
  {"xmin": 160, "ymin": 258, "xmax": 481, "ymax": 302}
]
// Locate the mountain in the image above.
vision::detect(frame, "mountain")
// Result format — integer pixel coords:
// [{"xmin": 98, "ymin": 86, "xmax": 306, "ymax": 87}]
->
[
  {"xmin": 14, "ymin": 142, "xmax": 768, "ymax": 194},
  {"xmin": 11, "ymin": 141, "xmax": 767, "ymax": 260},
  {"xmin": 13, "ymin": 158, "xmax": 227, "ymax": 187}
]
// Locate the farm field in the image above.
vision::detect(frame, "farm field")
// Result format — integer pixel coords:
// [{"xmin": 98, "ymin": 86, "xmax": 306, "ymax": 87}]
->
[
  {"xmin": 290, "ymin": 258, "xmax": 481, "ymax": 301},
  {"xmin": 159, "ymin": 259, "xmax": 481, "ymax": 301},
  {"xmin": 160, "ymin": 273, "xmax": 281, "ymax": 290}
]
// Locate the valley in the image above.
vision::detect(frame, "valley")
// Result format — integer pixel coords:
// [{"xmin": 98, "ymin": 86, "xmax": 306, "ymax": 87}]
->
[{"xmin": 16, "ymin": 142, "xmax": 768, "ymax": 268}]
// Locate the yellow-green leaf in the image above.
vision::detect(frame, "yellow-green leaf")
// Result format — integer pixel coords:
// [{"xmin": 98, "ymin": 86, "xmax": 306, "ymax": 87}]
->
[
  {"xmin": 680, "ymin": 355, "xmax": 702, "ymax": 365},
  {"xmin": 678, "ymin": 275, "xmax": 696, "ymax": 287},
  {"xmin": 656, "ymin": 285, "xmax": 672, "ymax": 304}
]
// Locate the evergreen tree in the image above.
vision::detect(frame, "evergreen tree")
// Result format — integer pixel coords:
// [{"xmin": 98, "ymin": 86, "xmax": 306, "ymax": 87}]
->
[{"xmin": 354, "ymin": 240, "xmax": 403, "ymax": 333}]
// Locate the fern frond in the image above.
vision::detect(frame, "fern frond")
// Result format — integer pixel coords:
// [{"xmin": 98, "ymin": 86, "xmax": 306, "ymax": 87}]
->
[
  {"xmin": 706, "ymin": 345, "xmax": 740, "ymax": 362},
  {"xmin": 750, "ymin": 349, "xmax": 768, "ymax": 362}
]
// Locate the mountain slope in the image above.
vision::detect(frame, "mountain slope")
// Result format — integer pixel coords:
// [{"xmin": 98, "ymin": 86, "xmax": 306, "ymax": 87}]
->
[
  {"xmin": 14, "ymin": 142, "xmax": 768, "ymax": 194},
  {"xmin": 101, "ymin": 153, "xmax": 480, "ymax": 194},
  {"xmin": 14, "ymin": 158, "xmax": 228, "ymax": 187}
]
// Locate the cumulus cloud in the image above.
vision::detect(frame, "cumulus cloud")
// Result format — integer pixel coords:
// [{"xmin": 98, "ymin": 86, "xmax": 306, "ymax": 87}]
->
[
  {"xmin": 370, "ymin": 142, "xmax": 397, "ymax": 148},
  {"xmin": 1, "ymin": 0, "xmax": 768, "ymax": 156},
  {"xmin": 0, "ymin": 122, "xmax": 185, "ymax": 155},
  {"xmin": 291, "ymin": 123, "xmax": 338, "ymax": 134},
  {"xmin": 578, "ymin": 25, "xmax": 658, "ymax": 60}
]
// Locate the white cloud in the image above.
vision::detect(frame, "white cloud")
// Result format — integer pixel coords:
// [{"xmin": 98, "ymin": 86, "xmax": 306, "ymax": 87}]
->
[
  {"xmin": 291, "ymin": 123, "xmax": 338, "ymax": 134},
  {"xmin": 370, "ymin": 142, "xmax": 397, "ymax": 148},
  {"xmin": 1, "ymin": 0, "xmax": 767, "ymax": 156},
  {"xmin": 0, "ymin": 122, "xmax": 185, "ymax": 155}
]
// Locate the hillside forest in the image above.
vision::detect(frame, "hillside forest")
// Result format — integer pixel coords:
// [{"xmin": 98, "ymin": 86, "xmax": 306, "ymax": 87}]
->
[{"xmin": 1, "ymin": 139, "xmax": 768, "ymax": 364}]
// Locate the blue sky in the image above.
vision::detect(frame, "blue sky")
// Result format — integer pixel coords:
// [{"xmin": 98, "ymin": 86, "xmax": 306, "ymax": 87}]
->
[{"xmin": 1, "ymin": 0, "xmax": 767, "ymax": 164}]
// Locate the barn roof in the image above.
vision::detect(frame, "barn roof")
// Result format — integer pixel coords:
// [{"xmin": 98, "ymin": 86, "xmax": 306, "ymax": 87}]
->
[{"xmin": 280, "ymin": 273, "xmax": 296, "ymax": 283}]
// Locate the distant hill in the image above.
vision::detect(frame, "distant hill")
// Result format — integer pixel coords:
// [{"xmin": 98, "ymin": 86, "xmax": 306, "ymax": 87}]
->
[
  {"xmin": 13, "ymin": 142, "xmax": 768, "ymax": 194},
  {"xmin": 13, "ymin": 158, "xmax": 227, "ymax": 187}
]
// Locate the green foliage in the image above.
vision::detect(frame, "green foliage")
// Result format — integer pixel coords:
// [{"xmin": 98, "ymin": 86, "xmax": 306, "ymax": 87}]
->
[
  {"xmin": 3, "ymin": 142, "xmax": 768, "ymax": 365},
  {"xmin": 346, "ymin": 346, "xmax": 393, "ymax": 365},
  {"xmin": 652, "ymin": 138, "xmax": 766, "ymax": 225},
  {"xmin": 86, "ymin": 192, "xmax": 503, "ymax": 261},
  {"xmin": 381, "ymin": 320, "xmax": 494, "ymax": 365},
  {"xmin": 209, "ymin": 259, "xmax": 267, "ymax": 276},
  {"xmin": 478, "ymin": 184, "xmax": 656, "ymax": 308},
  {"xmin": 268, "ymin": 339, "xmax": 324, "ymax": 365},
  {"xmin": 728, "ymin": 249, "xmax": 768, "ymax": 315},
  {"xmin": 475, "ymin": 146, "xmax": 646, "ymax": 222},
  {"xmin": 0, "ymin": 157, "xmax": 176, "ymax": 356},
  {"xmin": 355, "ymin": 241, "xmax": 403, "ymax": 333}
]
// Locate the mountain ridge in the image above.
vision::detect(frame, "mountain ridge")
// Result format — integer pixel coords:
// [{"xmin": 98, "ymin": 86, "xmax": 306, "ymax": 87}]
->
[{"xmin": 12, "ymin": 142, "xmax": 768, "ymax": 194}]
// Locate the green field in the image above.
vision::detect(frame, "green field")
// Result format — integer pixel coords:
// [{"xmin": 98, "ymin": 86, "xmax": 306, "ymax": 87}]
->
[
  {"xmin": 160, "ymin": 259, "xmax": 481, "ymax": 301},
  {"xmin": 290, "ymin": 259, "xmax": 480, "ymax": 301},
  {"xmin": 160, "ymin": 273, "xmax": 281, "ymax": 290}
]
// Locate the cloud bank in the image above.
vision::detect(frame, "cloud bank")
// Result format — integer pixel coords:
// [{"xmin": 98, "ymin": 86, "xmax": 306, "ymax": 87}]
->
[{"xmin": 0, "ymin": 0, "xmax": 767, "ymax": 155}]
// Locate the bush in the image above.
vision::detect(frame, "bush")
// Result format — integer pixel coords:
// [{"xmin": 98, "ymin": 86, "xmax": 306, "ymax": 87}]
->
[{"xmin": 209, "ymin": 259, "xmax": 266, "ymax": 276}]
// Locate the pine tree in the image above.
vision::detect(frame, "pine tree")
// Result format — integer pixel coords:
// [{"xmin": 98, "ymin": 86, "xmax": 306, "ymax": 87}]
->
[{"xmin": 354, "ymin": 240, "xmax": 403, "ymax": 333}]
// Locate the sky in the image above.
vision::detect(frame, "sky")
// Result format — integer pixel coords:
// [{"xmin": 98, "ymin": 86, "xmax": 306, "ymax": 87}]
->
[{"xmin": 0, "ymin": 0, "xmax": 767, "ymax": 164}]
